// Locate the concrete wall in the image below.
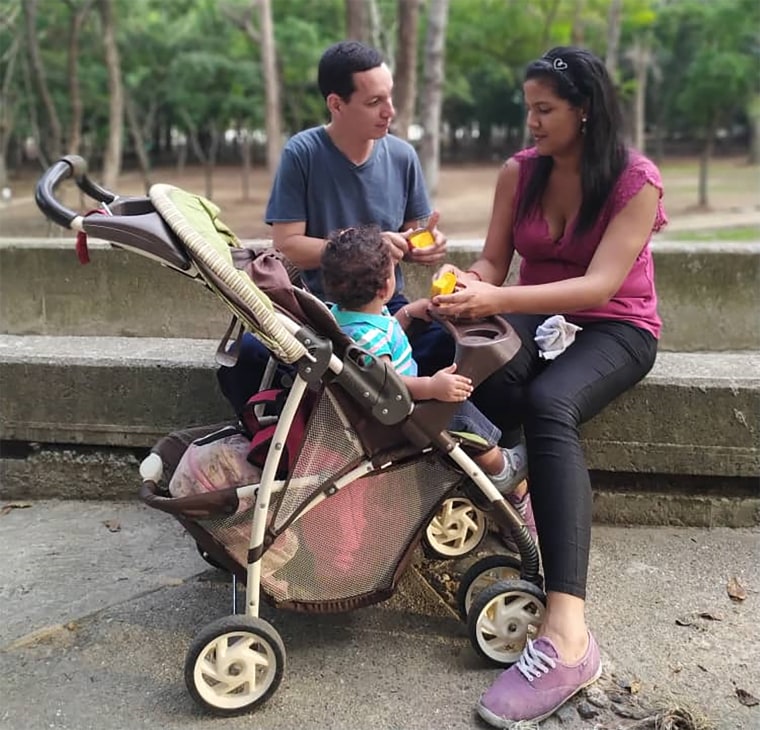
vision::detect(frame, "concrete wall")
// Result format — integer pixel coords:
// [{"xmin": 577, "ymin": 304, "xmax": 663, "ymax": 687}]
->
[{"xmin": 2, "ymin": 239, "xmax": 759, "ymax": 350}]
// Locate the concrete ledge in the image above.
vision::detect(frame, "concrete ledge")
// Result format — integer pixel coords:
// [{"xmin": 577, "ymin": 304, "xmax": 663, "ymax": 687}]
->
[
  {"xmin": 1, "ymin": 336, "xmax": 757, "ymax": 480},
  {"xmin": 2, "ymin": 239, "xmax": 759, "ymax": 351}
]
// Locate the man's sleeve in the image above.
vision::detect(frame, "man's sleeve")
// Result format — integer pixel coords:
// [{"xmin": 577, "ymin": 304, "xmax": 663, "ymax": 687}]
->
[
  {"xmin": 404, "ymin": 149, "xmax": 432, "ymax": 223},
  {"xmin": 265, "ymin": 145, "xmax": 307, "ymax": 225}
]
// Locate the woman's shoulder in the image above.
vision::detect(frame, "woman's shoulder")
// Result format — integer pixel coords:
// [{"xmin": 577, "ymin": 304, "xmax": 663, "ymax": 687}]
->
[
  {"xmin": 511, "ymin": 146, "xmax": 540, "ymax": 166},
  {"xmin": 612, "ymin": 149, "xmax": 668, "ymax": 231}
]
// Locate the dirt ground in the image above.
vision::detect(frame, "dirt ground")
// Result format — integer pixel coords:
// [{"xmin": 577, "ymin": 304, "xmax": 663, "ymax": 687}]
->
[{"xmin": 1, "ymin": 156, "xmax": 758, "ymax": 239}]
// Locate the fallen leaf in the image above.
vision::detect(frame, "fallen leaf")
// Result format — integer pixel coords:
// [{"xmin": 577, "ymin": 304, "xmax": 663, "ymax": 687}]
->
[
  {"xmin": 102, "ymin": 519, "xmax": 121, "ymax": 533},
  {"xmin": 727, "ymin": 576, "xmax": 747, "ymax": 602},
  {"xmin": 698, "ymin": 611, "xmax": 723, "ymax": 621},
  {"xmin": 735, "ymin": 688, "xmax": 759, "ymax": 707},
  {"xmin": 1, "ymin": 502, "xmax": 32, "ymax": 516},
  {"xmin": 675, "ymin": 616, "xmax": 696, "ymax": 627}
]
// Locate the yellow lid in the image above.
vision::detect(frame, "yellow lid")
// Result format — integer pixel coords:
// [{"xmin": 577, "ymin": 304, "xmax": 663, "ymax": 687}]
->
[
  {"xmin": 409, "ymin": 229, "xmax": 435, "ymax": 248},
  {"xmin": 431, "ymin": 271, "xmax": 457, "ymax": 297}
]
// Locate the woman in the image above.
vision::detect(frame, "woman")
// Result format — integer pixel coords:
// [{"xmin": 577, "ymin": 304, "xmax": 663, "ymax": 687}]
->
[{"xmin": 433, "ymin": 46, "xmax": 667, "ymax": 726}]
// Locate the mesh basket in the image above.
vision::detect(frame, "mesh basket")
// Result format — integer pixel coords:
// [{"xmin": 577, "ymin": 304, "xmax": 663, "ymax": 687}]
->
[
  {"xmin": 272, "ymin": 389, "xmax": 364, "ymax": 532},
  {"xmin": 264, "ymin": 455, "xmax": 461, "ymax": 604}
]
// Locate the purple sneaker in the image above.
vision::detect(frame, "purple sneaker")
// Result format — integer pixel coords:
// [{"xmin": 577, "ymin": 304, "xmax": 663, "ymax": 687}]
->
[
  {"xmin": 499, "ymin": 491, "xmax": 537, "ymax": 553},
  {"xmin": 477, "ymin": 632, "xmax": 602, "ymax": 727}
]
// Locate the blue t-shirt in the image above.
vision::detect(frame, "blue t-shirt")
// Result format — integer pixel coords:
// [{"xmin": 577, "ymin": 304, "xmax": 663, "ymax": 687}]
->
[
  {"xmin": 331, "ymin": 305, "xmax": 417, "ymax": 376},
  {"xmin": 265, "ymin": 126, "xmax": 431, "ymax": 301}
]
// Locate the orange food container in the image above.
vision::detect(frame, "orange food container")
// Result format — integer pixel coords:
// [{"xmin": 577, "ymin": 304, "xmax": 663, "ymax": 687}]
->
[{"xmin": 430, "ymin": 271, "xmax": 457, "ymax": 297}]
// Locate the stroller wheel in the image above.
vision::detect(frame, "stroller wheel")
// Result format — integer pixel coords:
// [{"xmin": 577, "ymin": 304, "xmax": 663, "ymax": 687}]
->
[
  {"xmin": 467, "ymin": 579, "xmax": 546, "ymax": 667},
  {"xmin": 423, "ymin": 496, "xmax": 488, "ymax": 559},
  {"xmin": 185, "ymin": 615, "xmax": 285, "ymax": 716},
  {"xmin": 456, "ymin": 554, "xmax": 523, "ymax": 620},
  {"xmin": 196, "ymin": 542, "xmax": 227, "ymax": 572}
]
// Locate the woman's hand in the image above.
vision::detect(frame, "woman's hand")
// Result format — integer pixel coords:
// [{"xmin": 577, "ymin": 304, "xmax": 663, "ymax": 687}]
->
[
  {"xmin": 428, "ymin": 364, "xmax": 473, "ymax": 402},
  {"xmin": 432, "ymin": 279, "xmax": 503, "ymax": 320}
]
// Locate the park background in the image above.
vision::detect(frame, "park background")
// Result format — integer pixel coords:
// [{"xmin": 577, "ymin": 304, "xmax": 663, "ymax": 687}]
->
[{"xmin": 0, "ymin": 0, "xmax": 758, "ymax": 239}]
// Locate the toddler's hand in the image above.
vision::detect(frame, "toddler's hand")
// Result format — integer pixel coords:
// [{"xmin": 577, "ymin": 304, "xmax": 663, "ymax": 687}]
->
[{"xmin": 429, "ymin": 364, "xmax": 473, "ymax": 402}]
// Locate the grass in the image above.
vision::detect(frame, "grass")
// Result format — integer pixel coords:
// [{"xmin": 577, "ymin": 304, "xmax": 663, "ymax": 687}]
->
[{"xmin": 662, "ymin": 225, "xmax": 760, "ymax": 242}]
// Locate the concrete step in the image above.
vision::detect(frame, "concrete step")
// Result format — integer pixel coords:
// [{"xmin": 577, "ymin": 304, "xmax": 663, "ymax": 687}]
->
[
  {"xmin": 2, "ymin": 239, "xmax": 759, "ymax": 351},
  {"xmin": 1, "ymin": 335, "xmax": 758, "ymax": 526}
]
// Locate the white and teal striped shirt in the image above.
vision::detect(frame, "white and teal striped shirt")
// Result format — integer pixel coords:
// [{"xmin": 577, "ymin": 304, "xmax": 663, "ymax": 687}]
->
[{"xmin": 330, "ymin": 305, "xmax": 417, "ymax": 376}]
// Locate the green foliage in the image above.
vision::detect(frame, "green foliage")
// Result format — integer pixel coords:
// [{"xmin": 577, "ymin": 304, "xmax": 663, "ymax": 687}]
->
[{"xmin": 2, "ymin": 0, "xmax": 756, "ymax": 168}]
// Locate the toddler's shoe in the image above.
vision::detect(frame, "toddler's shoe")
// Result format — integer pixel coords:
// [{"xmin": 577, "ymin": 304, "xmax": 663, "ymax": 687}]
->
[{"xmin": 477, "ymin": 632, "xmax": 602, "ymax": 727}]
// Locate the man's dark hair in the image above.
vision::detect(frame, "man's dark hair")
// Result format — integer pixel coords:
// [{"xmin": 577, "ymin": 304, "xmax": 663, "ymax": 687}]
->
[
  {"xmin": 318, "ymin": 40, "xmax": 385, "ymax": 101},
  {"xmin": 516, "ymin": 45, "xmax": 628, "ymax": 234},
  {"xmin": 322, "ymin": 224, "xmax": 391, "ymax": 310}
]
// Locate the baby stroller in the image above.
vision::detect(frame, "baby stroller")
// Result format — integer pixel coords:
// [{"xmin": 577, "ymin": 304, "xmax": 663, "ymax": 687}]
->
[{"xmin": 35, "ymin": 156, "xmax": 545, "ymax": 716}]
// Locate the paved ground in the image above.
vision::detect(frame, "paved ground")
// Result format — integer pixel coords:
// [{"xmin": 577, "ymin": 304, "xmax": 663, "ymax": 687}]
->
[{"xmin": 0, "ymin": 500, "xmax": 758, "ymax": 729}]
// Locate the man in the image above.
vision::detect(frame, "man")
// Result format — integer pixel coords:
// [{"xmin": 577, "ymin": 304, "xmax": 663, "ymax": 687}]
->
[{"xmin": 218, "ymin": 40, "xmax": 453, "ymax": 413}]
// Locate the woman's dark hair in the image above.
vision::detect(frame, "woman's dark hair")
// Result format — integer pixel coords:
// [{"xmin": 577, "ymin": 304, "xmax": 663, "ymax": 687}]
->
[
  {"xmin": 516, "ymin": 46, "xmax": 628, "ymax": 234},
  {"xmin": 318, "ymin": 41, "xmax": 385, "ymax": 101},
  {"xmin": 321, "ymin": 224, "xmax": 391, "ymax": 310}
]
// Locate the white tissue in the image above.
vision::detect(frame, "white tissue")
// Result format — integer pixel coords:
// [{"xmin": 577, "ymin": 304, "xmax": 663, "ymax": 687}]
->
[{"xmin": 534, "ymin": 315, "xmax": 582, "ymax": 360}]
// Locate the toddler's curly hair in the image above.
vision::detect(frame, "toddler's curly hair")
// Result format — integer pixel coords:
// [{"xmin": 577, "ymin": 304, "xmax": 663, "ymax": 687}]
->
[{"xmin": 321, "ymin": 224, "xmax": 392, "ymax": 310}]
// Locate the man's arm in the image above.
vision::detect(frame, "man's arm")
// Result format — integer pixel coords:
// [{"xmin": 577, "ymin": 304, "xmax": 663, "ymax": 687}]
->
[{"xmin": 272, "ymin": 221, "xmax": 326, "ymax": 270}]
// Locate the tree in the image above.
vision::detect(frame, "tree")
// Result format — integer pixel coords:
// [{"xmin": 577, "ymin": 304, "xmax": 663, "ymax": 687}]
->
[
  {"xmin": 98, "ymin": 0, "xmax": 124, "ymax": 189},
  {"xmin": 0, "ymin": 3, "xmax": 20, "ymax": 188},
  {"xmin": 392, "ymin": 0, "xmax": 420, "ymax": 140},
  {"xmin": 23, "ymin": 0, "xmax": 63, "ymax": 162},
  {"xmin": 345, "ymin": 0, "xmax": 369, "ymax": 42},
  {"xmin": 61, "ymin": 0, "xmax": 94, "ymax": 155},
  {"xmin": 223, "ymin": 0, "xmax": 283, "ymax": 175},
  {"xmin": 419, "ymin": 0, "xmax": 448, "ymax": 196}
]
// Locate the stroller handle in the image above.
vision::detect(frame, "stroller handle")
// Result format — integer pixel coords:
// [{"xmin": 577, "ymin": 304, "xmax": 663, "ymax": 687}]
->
[{"xmin": 35, "ymin": 155, "xmax": 117, "ymax": 230}]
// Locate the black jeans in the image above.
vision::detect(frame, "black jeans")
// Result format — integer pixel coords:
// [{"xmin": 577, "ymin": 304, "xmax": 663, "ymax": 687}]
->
[{"xmin": 471, "ymin": 314, "xmax": 658, "ymax": 599}]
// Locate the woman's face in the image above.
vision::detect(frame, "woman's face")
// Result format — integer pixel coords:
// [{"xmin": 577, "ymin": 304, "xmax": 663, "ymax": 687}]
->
[{"xmin": 523, "ymin": 77, "xmax": 584, "ymax": 157}]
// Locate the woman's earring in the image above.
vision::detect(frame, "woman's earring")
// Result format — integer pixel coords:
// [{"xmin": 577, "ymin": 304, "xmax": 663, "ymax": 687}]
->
[{"xmin": 581, "ymin": 116, "xmax": 587, "ymax": 135}]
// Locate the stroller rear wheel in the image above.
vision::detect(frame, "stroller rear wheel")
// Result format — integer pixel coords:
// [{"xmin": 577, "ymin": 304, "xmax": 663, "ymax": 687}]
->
[
  {"xmin": 185, "ymin": 615, "xmax": 285, "ymax": 716},
  {"xmin": 456, "ymin": 554, "xmax": 523, "ymax": 620},
  {"xmin": 467, "ymin": 579, "xmax": 546, "ymax": 667},
  {"xmin": 423, "ymin": 496, "xmax": 488, "ymax": 559}
]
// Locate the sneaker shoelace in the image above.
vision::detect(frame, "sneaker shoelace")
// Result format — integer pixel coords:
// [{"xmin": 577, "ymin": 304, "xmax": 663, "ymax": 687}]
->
[{"xmin": 517, "ymin": 639, "xmax": 556, "ymax": 681}]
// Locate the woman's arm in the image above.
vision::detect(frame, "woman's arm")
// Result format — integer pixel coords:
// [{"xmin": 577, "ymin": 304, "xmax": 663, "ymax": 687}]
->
[{"xmin": 460, "ymin": 159, "xmax": 520, "ymax": 285}]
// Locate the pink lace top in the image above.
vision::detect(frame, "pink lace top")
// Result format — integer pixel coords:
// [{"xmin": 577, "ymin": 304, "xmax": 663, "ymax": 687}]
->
[{"xmin": 512, "ymin": 147, "xmax": 667, "ymax": 338}]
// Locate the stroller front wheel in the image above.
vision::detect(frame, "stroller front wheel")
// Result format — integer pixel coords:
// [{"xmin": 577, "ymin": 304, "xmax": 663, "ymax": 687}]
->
[
  {"xmin": 467, "ymin": 579, "xmax": 546, "ymax": 667},
  {"xmin": 185, "ymin": 615, "xmax": 285, "ymax": 716},
  {"xmin": 423, "ymin": 496, "xmax": 488, "ymax": 559},
  {"xmin": 456, "ymin": 553, "xmax": 523, "ymax": 620}
]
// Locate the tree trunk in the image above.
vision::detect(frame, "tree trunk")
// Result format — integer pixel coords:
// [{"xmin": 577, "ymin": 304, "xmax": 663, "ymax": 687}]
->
[
  {"xmin": 629, "ymin": 36, "xmax": 651, "ymax": 153},
  {"xmin": 98, "ymin": 0, "xmax": 124, "ymax": 190},
  {"xmin": 419, "ymin": 0, "xmax": 449, "ymax": 197},
  {"xmin": 240, "ymin": 129, "xmax": 252, "ymax": 201},
  {"xmin": 699, "ymin": 121, "xmax": 715, "ymax": 210},
  {"xmin": 748, "ymin": 94, "xmax": 760, "ymax": 165},
  {"xmin": 0, "ymin": 29, "xmax": 20, "ymax": 189},
  {"xmin": 23, "ymin": 0, "xmax": 63, "ymax": 160},
  {"xmin": 258, "ymin": 0, "xmax": 282, "ymax": 175},
  {"xmin": 571, "ymin": 0, "xmax": 585, "ymax": 45},
  {"xmin": 346, "ymin": 0, "xmax": 369, "ymax": 43},
  {"xmin": 125, "ymin": 89, "xmax": 151, "ymax": 190},
  {"xmin": 392, "ymin": 0, "xmax": 420, "ymax": 140},
  {"xmin": 605, "ymin": 0, "xmax": 623, "ymax": 81},
  {"xmin": 64, "ymin": 0, "xmax": 93, "ymax": 154}
]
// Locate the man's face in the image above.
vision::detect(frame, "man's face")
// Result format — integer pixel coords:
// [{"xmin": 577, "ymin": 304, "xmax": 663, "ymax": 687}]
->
[{"xmin": 336, "ymin": 63, "xmax": 395, "ymax": 141}]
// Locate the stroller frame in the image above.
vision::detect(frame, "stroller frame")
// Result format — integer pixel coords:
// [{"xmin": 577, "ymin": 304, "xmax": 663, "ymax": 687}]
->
[{"xmin": 36, "ymin": 156, "xmax": 544, "ymax": 716}]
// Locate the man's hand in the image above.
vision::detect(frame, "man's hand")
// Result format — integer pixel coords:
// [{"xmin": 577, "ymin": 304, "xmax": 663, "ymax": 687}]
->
[
  {"xmin": 381, "ymin": 231, "xmax": 409, "ymax": 263},
  {"xmin": 405, "ymin": 210, "xmax": 447, "ymax": 266}
]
